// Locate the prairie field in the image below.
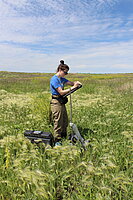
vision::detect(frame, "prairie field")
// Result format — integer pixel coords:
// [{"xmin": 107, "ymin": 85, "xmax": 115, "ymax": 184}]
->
[{"xmin": 0, "ymin": 71, "xmax": 133, "ymax": 200}]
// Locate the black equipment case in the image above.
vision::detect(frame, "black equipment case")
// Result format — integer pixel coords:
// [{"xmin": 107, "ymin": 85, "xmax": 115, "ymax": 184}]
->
[{"xmin": 24, "ymin": 130, "xmax": 54, "ymax": 147}]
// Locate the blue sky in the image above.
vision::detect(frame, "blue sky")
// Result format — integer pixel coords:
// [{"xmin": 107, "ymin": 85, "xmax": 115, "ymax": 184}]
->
[{"xmin": 0, "ymin": 0, "xmax": 133, "ymax": 73}]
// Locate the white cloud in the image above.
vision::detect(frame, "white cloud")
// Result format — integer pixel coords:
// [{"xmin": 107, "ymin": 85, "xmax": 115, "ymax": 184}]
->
[
  {"xmin": 0, "ymin": 0, "xmax": 133, "ymax": 73},
  {"xmin": 0, "ymin": 39, "xmax": 133, "ymax": 73}
]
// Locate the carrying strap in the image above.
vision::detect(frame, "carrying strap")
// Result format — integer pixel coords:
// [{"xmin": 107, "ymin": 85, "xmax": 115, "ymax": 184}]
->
[{"xmin": 70, "ymin": 93, "xmax": 72, "ymax": 123}]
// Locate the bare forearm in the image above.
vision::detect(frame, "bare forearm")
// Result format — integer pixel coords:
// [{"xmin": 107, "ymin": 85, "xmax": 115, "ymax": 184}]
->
[
  {"xmin": 57, "ymin": 81, "xmax": 82, "ymax": 96},
  {"xmin": 57, "ymin": 87, "xmax": 72, "ymax": 96}
]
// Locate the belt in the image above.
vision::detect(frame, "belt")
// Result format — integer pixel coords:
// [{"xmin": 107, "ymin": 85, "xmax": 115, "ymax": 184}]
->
[
  {"xmin": 52, "ymin": 95, "xmax": 60, "ymax": 99},
  {"xmin": 52, "ymin": 95, "xmax": 60, "ymax": 97}
]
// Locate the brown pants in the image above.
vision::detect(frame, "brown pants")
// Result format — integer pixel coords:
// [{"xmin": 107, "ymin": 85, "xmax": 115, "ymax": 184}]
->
[{"xmin": 50, "ymin": 99, "xmax": 68, "ymax": 142}]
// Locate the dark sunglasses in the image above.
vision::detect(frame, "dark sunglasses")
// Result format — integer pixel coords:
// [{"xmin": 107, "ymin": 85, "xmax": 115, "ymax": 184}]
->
[{"xmin": 63, "ymin": 70, "xmax": 68, "ymax": 75}]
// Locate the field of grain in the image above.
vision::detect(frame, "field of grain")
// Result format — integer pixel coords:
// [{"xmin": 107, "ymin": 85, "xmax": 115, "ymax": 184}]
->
[{"xmin": 0, "ymin": 71, "xmax": 132, "ymax": 200}]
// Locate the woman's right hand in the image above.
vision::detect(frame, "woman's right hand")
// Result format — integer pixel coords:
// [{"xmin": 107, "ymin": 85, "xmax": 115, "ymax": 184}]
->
[{"xmin": 72, "ymin": 81, "xmax": 82, "ymax": 89}]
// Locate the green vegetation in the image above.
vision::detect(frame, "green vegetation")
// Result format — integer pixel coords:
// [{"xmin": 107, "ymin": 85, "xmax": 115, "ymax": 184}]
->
[{"xmin": 0, "ymin": 71, "xmax": 132, "ymax": 200}]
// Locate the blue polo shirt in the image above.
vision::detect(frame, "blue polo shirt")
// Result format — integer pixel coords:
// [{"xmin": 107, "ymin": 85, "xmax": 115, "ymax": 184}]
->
[{"xmin": 50, "ymin": 75, "xmax": 68, "ymax": 95}]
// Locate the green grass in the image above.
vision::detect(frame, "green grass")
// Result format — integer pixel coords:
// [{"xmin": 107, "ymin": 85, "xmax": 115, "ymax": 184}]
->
[{"xmin": 0, "ymin": 71, "xmax": 133, "ymax": 200}]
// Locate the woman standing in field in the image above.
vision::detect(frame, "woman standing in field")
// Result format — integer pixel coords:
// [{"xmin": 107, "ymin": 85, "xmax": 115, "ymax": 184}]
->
[{"xmin": 50, "ymin": 60, "xmax": 81, "ymax": 146}]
